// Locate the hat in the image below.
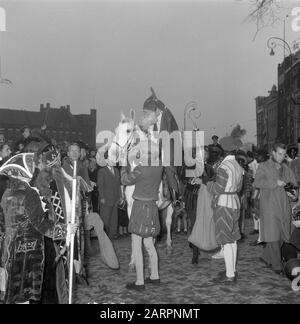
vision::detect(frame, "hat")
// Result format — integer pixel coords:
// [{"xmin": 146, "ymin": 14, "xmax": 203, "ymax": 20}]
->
[
  {"xmin": 236, "ymin": 150, "xmax": 247, "ymax": 164},
  {"xmin": 219, "ymin": 136, "xmax": 242, "ymax": 152},
  {"xmin": 37, "ymin": 142, "xmax": 60, "ymax": 167},
  {"xmin": 0, "ymin": 153, "xmax": 35, "ymax": 182},
  {"xmin": 212, "ymin": 135, "xmax": 218, "ymax": 140},
  {"xmin": 143, "ymin": 96, "xmax": 157, "ymax": 112},
  {"xmin": 143, "ymin": 88, "xmax": 166, "ymax": 112}
]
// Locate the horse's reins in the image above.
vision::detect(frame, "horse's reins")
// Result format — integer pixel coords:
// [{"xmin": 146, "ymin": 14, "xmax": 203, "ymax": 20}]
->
[{"xmin": 112, "ymin": 131, "xmax": 136, "ymax": 156}]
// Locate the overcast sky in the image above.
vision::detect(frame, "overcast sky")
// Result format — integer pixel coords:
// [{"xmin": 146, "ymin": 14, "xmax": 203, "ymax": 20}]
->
[{"xmin": 0, "ymin": 0, "xmax": 299, "ymax": 145}]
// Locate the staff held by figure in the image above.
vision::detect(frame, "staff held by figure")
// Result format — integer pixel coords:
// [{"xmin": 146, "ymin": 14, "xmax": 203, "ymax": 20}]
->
[{"xmin": 69, "ymin": 160, "xmax": 78, "ymax": 304}]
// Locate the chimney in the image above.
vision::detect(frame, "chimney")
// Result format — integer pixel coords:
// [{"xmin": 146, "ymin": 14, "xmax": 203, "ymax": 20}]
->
[
  {"xmin": 91, "ymin": 109, "xmax": 96, "ymax": 118},
  {"xmin": 46, "ymin": 102, "xmax": 50, "ymax": 109},
  {"xmin": 66, "ymin": 105, "xmax": 70, "ymax": 112}
]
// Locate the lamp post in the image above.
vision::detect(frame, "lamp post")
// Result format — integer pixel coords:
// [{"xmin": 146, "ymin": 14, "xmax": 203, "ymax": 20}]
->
[
  {"xmin": 184, "ymin": 101, "xmax": 201, "ymax": 132},
  {"xmin": 267, "ymin": 36, "xmax": 295, "ymax": 144},
  {"xmin": 183, "ymin": 101, "xmax": 201, "ymax": 168},
  {"xmin": 267, "ymin": 36, "xmax": 292, "ymax": 59}
]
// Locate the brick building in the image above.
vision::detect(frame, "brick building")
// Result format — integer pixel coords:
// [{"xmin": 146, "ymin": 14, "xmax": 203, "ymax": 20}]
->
[
  {"xmin": 277, "ymin": 51, "xmax": 300, "ymax": 144},
  {"xmin": 255, "ymin": 49, "xmax": 300, "ymax": 149},
  {"xmin": 0, "ymin": 102, "xmax": 97, "ymax": 148},
  {"xmin": 255, "ymin": 85, "xmax": 278, "ymax": 151}
]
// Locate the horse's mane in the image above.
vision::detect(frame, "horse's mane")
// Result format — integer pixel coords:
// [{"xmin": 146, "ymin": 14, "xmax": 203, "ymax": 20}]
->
[{"xmin": 120, "ymin": 117, "xmax": 134, "ymax": 124}]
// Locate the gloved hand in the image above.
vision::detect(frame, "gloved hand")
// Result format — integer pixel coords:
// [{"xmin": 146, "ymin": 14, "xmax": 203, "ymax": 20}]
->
[{"xmin": 66, "ymin": 223, "xmax": 78, "ymax": 246}]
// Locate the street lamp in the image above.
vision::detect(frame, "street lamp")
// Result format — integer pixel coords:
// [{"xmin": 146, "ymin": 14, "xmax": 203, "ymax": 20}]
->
[
  {"xmin": 267, "ymin": 37, "xmax": 297, "ymax": 144},
  {"xmin": 267, "ymin": 36, "xmax": 292, "ymax": 58},
  {"xmin": 184, "ymin": 101, "xmax": 201, "ymax": 131}
]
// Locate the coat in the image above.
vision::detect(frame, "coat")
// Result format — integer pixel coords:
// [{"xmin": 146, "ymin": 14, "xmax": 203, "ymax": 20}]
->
[
  {"xmin": 97, "ymin": 166, "xmax": 121, "ymax": 207},
  {"xmin": 290, "ymin": 157, "xmax": 300, "ymax": 185},
  {"xmin": 253, "ymin": 159, "xmax": 297, "ymax": 242}
]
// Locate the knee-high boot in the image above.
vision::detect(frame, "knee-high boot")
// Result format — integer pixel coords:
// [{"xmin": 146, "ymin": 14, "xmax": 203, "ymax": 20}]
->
[
  {"xmin": 84, "ymin": 230, "xmax": 95, "ymax": 258},
  {"xmin": 192, "ymin": 244, "xmax": 200, "ymax": 264}
]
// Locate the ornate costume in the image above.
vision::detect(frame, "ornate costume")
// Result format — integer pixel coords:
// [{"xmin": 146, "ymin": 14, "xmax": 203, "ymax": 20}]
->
[
  {"xmin": 207, "ymin": 136, "xmax": 244, "ymax": 282},
  {"xmin": 207, "ymin": 155, "xmax": 244, "ymax": 245},
  {"xmin": 121, "ymin": 151, "xmax": 163, "ymax": 289},
  {"xmin": 0, "ymin": 153, "xmax": 68, "ymax": 304}
]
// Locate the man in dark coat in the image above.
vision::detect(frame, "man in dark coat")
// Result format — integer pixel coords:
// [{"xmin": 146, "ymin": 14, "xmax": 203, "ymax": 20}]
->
[
  {"xmin": 97, "ymin": 152, "xmax": 121, "ymax": 240},
  {"xmin": 254, "ymin": 143, "xmax": 297, "ymax": 274},
  {"xmin": 62, "ymin": 142, "xmax": 91, "ymax": 186}
]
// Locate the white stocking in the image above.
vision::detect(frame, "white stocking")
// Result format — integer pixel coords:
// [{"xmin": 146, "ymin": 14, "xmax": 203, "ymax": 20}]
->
[
  {"xmin": 232, "ymin": 241, "xmax": 237, "ymax": 273},
  {"xmin": 253, "ymin": 215, "xmax": 259, "ymax": 231},
  {"xmin": 223, "ymin": 243, "xmax": 235, "ymax": 278},
  {"xmin": 257, "ymin": 219, "xmax": 261, "ymax": 243}
]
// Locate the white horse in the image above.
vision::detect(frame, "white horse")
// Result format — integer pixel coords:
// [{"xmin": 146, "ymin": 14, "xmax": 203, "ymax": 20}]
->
[{"xmin": 104, "ymin": 110, "xmax": 174, "ymax": 269}]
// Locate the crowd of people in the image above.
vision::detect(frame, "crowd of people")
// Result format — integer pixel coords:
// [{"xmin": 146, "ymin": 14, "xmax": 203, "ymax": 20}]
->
[
  {"xmin": 1, "ymin": 92, "xmax": 300, "ymax": 303},
  {"xmin": 183, "ymin": 137, "xmax": 300, "ymax": 284},
  {"xmin": 0, "ymin": 127, "xmax": 124, "ymax": 304}
]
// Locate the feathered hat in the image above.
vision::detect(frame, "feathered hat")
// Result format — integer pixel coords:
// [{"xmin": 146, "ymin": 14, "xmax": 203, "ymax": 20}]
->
[
  {"xmin": 220, "ymin": 124, "xmax": 246, "ymax": 152},
  {"xmin": 143, "ymin": 87, "xmax": 166, "ymax": 112},
  {"xmin": 0, "ymin": 153, "xmax": 35, "ymax": 183}
]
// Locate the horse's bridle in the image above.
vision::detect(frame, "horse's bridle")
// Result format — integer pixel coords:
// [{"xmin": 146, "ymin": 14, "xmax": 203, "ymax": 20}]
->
[{"xmin": 112, "ymin": 131, "xmax": 135, "ymax": 156}]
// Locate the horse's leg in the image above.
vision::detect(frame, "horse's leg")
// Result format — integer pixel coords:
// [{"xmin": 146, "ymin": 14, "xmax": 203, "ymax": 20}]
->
[{"xmin": 165, "ymin": 204, "xmax": 173, "ymax": 255}]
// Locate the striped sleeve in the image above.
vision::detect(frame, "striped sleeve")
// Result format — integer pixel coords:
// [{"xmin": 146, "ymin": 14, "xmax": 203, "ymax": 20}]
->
[{"xmin": 207, "ymin": 167, "xmax": 228, "ymax": 195}]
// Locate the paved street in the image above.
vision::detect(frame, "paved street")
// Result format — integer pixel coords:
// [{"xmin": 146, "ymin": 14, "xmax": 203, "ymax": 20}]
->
[{"xmin": 74, "ymin": 219, "xmax": 300, "ymax": 304}]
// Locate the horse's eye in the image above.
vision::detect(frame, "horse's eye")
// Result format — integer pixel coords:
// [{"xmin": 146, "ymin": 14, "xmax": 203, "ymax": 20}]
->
[{"xmin": 126, "ymin": 130, "xmax": 131, "ymax": 133}]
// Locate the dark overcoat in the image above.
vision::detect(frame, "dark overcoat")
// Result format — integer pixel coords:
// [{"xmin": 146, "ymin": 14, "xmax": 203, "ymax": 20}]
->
[{"xmin": 254, "ymin": 159, "xmax": 297, "ymax": 242}]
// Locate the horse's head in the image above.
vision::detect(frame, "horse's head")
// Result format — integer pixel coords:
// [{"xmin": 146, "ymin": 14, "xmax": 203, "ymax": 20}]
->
[{"xmin": 108, "ymin": 110, "xmax": 136, "ymax": 164}]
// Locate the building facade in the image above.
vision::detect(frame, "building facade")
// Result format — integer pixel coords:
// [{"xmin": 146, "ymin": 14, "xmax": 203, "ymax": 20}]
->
[
  {"xmin": 255, "ymin": 85, "xmax": 278, "ymax": 151},
  {"xmin": 256, "ymin": 49, "xmax": 300, "ymax": 149},
  {"xmin": 277, "ymin": 50, "xmax": 300, "ymax": 144},
  {"xmin": 0, "ymin": 103, "xmax": 97, "ymax": 148}
]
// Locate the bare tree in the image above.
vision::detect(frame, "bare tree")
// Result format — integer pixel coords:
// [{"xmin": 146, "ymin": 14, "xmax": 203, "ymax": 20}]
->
[{"xmin": 244, "ymin": 0, "xmax": 291, "ymax": 41}]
